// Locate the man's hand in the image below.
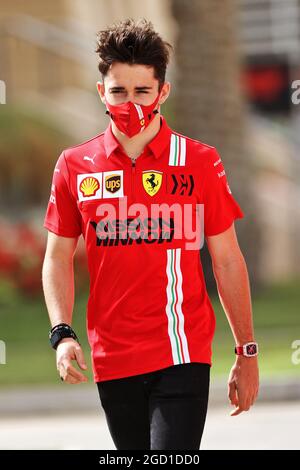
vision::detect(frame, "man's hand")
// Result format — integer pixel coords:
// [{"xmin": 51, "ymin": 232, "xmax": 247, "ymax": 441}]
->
[
  {"xmin": 56, "ymin": 338, "xmax": 88, "ymax": 384},
  {"xmin": 228, "ymin": 356, "xmax": 259, "ymax": 416}
]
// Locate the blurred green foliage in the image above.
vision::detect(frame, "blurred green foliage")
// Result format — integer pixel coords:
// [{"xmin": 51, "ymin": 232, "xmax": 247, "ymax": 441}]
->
[
  {"xmin": 0, "ymin": 105, "xmax": 73, "ymax": 210},
  {"xmin": 211, "ymin": 280, "xmax": 300, "ymax": 379}
]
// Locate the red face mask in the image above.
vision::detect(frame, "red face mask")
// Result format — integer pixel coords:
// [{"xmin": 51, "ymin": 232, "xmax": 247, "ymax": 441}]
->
[{"xmin": 105, "ymin": 93, "xmax": 161, "ymax": 138}]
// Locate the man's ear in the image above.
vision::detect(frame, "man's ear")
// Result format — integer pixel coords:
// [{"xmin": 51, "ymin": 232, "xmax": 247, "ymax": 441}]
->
[
  {"xmin": 96, "ymin": 81, "xmax": 106, "ymax": 104},
  {"xmin": 159, "ymin": 81, "xmax": 171, "ymax": 105}
]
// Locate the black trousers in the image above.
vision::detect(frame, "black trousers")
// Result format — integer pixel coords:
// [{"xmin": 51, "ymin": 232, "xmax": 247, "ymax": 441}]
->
[{"xmin": 96, "ymin": 362, "xmax": 210, "ymax": 450}]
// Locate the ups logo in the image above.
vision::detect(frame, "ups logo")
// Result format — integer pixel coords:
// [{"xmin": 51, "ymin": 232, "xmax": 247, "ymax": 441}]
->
[{"xmin": 105, "ymin": 174, "xmax": 121, "ymax": 193}]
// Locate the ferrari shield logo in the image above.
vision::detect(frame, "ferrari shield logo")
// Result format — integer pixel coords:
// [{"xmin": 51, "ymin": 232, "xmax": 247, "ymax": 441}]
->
[{"xmin": 142, "ymin": 171, "xmax": 163, "ymax": 196}]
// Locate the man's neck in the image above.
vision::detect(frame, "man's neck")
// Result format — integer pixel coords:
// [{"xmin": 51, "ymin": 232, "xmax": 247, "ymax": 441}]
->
[{"xmin": 111, "ymin": 113, "xmax": 162, "ymax": 160}]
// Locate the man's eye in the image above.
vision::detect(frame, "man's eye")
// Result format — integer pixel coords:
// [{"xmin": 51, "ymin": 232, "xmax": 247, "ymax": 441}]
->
[{"xmin": 110, "ymin": 90, "xmax": 148, "ymax": 94}]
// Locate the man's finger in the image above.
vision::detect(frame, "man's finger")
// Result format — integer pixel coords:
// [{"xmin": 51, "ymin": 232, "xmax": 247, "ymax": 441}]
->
[
  {"xmin": 230, "ymin": 398, "xmax": 251, "ymax": 416},
  {"xmin": 243, "ymin": 389, "xmax": 256, "ymax": 408},
  {"xmin": 228, "ymin": 381, "xmax": 239, "ymax": 406},
  {"xmin": 250, "ymin": 390, "xmax": 258, "ymax": 406},
  {"xmin": 61, "ymin": 361, "xmax": 87, "ymax": 382},
  {"xmin": 231, "ymin": 406, "xmax": 244, "ymax": 416},
  {"xmin": 60, "ymin": 368, "xmax": 84, "ymax": 384},
  {"xmin": 230, "ymin": 400, "xmax": 250, "ymax": 416},
  {"xmin": 60, "ymin": 373, "xmax": 78, "ymax": 384},
  {"xmin": 58, "ymin": 361, "xmax": 81, "ymax": 382},
  {"xmin": 74, "ymin": 346, "xmax": 88, "ymax": 370}
]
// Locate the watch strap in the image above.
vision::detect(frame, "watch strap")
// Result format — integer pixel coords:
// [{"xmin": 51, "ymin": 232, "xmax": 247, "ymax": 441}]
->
[
  {"xmin": 234, "ymin": 342, "xmax": 258, "ymax": 357},
  {"xmin": 49, "ymin": 324, "xmax": 79, "ymax": 350}
]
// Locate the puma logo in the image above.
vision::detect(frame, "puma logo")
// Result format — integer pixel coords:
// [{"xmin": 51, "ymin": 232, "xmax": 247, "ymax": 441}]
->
[{"xmin": 83, "ymin": 154, "xmax": 97, "ymax": 164}]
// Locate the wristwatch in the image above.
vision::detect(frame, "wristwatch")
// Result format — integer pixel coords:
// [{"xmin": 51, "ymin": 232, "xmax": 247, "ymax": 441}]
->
[
  {"xmin": 49, "ymin": 323, "xmax": 79, "ymax": 350},
  {"xmin": 234, "ymin": 342, "xmax": 258, "ymax": 357}
]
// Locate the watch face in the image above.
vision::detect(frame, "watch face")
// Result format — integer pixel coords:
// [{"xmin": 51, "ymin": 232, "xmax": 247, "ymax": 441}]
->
[{"xmin": 246, "ymin": 343, "xmax": 257, "ymax": 355}]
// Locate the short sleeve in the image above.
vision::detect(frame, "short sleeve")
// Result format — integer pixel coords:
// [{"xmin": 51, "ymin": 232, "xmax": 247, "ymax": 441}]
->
[
  {"xmin": 203, "ymin": 148, "xmax": 244, "ymax": 237},
  {"xmin": 43, "ymin": 151, "xmax": 82, "ymax": 237}
]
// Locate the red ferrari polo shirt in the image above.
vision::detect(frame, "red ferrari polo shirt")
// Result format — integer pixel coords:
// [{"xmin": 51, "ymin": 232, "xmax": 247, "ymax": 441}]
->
[{"xmin": 43, "ymin": 115, "xmax": 244, "ymax": 382}]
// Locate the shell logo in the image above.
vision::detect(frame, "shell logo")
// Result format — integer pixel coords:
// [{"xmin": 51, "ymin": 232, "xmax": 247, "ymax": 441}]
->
[
  {"xmin": 140, "ymin": 118, "xmax": 145, "ymax": 127},
  {"xmin": 79, "ymin": 176, "xmax": 100, "ymax": 197}
]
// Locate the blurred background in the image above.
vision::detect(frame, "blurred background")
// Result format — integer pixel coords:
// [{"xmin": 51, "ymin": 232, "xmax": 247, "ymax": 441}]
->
[{"xmin": 0, "ymin": 0, "xmax": 299, "ymax": 450}]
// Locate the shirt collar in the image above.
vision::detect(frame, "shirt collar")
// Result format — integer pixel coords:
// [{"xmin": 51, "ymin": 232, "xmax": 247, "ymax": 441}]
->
[{"xmin": 103, "ymin": 115, "xmax": 172, "ymax": 160}]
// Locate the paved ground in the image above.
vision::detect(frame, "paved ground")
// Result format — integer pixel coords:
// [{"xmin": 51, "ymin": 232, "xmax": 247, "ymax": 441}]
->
[
  {"xmin": 1, "ymin": 376, "xmax": 299, "ymax": 417},
  {"xmin": 0, "ymin": 401, "xmax": 299, "ymax": 450}
]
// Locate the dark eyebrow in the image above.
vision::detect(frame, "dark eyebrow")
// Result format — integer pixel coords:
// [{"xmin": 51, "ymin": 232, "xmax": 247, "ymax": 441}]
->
[
  {"xmin": 108, "ymin": 86, "xmax": 153, "ymax": 92},
  {"xmin": 109, "ymin": 87, "xmax": 125, "ymax": 92}
]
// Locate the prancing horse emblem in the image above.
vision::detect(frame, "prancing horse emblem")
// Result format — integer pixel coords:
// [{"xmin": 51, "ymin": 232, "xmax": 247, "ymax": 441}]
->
[{"xmin": 142, "ymin": 170, "xmax": 163, "ymax": 196}]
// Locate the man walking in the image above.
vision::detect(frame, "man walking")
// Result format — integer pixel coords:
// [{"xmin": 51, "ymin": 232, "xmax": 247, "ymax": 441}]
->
[{"xmin": 42, "ymin": 18, "xmax": 259, "ymax": 450}]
